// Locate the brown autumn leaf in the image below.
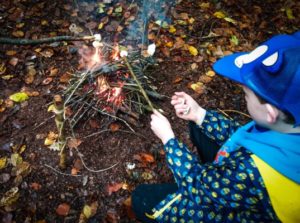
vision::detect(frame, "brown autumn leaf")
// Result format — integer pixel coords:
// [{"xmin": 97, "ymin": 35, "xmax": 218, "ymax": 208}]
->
[
  {"xmin": 71, "ymin": 168, "xmax": 79, "ymax": 175},
  {"xmin": 173, "ymin": 76, "xmax": 183, "ymax": 84},
  {"xmin": 56, "ymin": 203, "xmax": 70, "ymax": 216},
  {"xmin": 30, "ymin": 182, "xmax": 42, "ymax": 190},
  {"xmin": 110, "ymin": 123, "xmax": 120, "ymax": 132},
  {"xmin": 12, "ymin": 30, "xmax": 24, "ymax": 38},
  {"xmin": 49, "ymin": 67, "xmax": 59, "ymax": 76},
  {"xmin": 73, "ymin": 159, "xmax": 83, "ymax": 170},
  {"xmin": 133, "ymin": 153, "xmax": 155, "ymax": 164},
  {"xmin": 39, "ymin": 49, "xmax": 54, "ymax": 58},
  {"xmin": 6, "ymin": 50, "xmax": 17, "ymax": 56},
  {"xmin": 198, "ymin": 75, "xmax": 212, "ymax": 84},
  {"xmin": 67, "ymin": 138, "xmax": 82, "ymax": 149},
  {"xmin": 106, "ymin": 182, "xmax": 124, "ymax": 196},
  {"xmin": 59, "ymin": 72, "xmax": 72, "ymax": 83}
]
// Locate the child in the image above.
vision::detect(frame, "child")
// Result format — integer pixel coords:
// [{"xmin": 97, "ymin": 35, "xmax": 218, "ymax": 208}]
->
[{"xmin": 132, "ymin": 32, "xmax": 300, "ymax": 223}]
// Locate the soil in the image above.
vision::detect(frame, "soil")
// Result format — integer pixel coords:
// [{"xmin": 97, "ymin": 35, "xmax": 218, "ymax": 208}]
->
[{"xmin": 0, "ymin": 0, "xmax": 299, "ymax": 222}]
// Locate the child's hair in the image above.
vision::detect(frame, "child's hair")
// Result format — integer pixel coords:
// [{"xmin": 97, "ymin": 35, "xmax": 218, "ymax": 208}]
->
[{"xmin": 255, "ymin": 93, "xmax": 295, "ymax": 125}]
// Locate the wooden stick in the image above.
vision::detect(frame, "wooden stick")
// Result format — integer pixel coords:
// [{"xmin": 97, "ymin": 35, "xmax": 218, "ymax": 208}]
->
[
  {"xmin": 0, "ymin": 35, "xmax": 95, "ymax": 45},
  {"xmin": 123, "ymin": 57, "xmax": 155, "ymax": 111}
]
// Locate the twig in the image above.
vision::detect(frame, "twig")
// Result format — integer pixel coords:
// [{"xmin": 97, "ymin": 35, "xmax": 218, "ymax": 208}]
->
[
  {"xmin": 75, "ymin": 148, "xmax": 119, "ymax": 173},
  {"xmin": 123, "ymin": 57, "xmax": 155, "ymax": 111},
  {"xmin": 44, "ymin": 164, "xmax": 82, "ymax": 177},
  {"xmin": 222, "ymin": 109, "xmax": 251, "ymax": 119},
  {"xmin": 33, "ymin": 115, "xmax": 55, "ymax": 130},
  {"xmin": 0, "ymin": 35, "xmax": 95, "ymax": 45}
]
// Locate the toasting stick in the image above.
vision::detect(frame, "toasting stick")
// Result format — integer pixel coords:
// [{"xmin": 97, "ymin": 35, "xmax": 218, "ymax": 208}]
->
[{"xmin": 120, "ymin": 49, "xmax": 155, "ymax": 112}]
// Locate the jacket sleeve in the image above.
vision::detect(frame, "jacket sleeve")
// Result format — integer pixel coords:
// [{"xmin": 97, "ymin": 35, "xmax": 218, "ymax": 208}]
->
[
  {"xmin": 164, "ymin": 139, "xmax": 265, "ymax": 210},
  {"xmin": 197, "ymin": 110, "xmax": 241, "ymax": 146}
]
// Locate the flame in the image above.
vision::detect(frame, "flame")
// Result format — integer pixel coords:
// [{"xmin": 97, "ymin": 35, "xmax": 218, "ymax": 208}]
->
[
  {"xmin": 78, "ymin": 45, "xmax": 103, "ymax": 71},
  {"xmin": 96, "ymin": 76, "xmax": 125, "ymax": 108}
]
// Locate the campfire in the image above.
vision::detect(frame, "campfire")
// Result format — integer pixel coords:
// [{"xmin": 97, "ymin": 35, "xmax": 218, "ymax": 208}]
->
[{"xmin": 63, "ymin": 35, "xmax": 161, "ymax": 129}]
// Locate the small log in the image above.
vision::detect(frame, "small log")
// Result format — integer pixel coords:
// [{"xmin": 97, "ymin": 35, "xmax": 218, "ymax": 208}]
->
[{"xmin": 0, "ymin": 35, "xmax": 95, "ymax": 46}]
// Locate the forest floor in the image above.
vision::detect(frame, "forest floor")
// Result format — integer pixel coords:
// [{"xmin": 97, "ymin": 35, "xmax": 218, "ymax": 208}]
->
[{"xmin": 0, "ymin": 0, "xmax": 299, "ymax": 222}]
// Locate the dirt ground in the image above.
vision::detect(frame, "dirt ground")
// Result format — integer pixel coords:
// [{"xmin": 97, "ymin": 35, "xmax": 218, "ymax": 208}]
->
[{"xmin": 0, "ymin": 0, "xmax": 299, "ymax": 222}]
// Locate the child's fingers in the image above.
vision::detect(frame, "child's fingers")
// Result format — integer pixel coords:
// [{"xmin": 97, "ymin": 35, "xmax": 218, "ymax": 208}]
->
[{"xmin": 174, "ymin": 104, "xmax": 189, "ymax": 110}]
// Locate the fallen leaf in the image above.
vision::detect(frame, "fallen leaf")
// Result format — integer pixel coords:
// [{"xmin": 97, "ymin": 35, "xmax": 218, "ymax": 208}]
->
[
  {"xmin": 141, "ymin": 171, "xmax": 153, "ymax": 180},
  {"xmin": 174, "ymin": 37, "xmax": 185, "ymax": 49},
  {"xmin": 214, "ymin": 11, "xmax": 226, "ymax": 19},
  {"xmin": 15, "ymin": 161, "xmax": 31, "ymax": 176},
  {"xmin": 1, "ymin": 75, "xmax": 14, "ymax": 80},
  {"xmin": 71, "ymin": 168, "xmax": 79, "ymax": 175},
  {"xmin": 81, "ymin": 201, "xmax": 98, "ymax": 220},
  {"xmin": 188, "ymin": 45, "xmax": 198, "ymax": 56},
  {"xmin": 0, "ymin": 187, "xmax": 19, "ymax": 207},
  {"xmin": 6, "ymin": 50, "xmax": 17, "ymax": 56},
  {"xmin": 19, "ymin": 145, "xmax": 26, "ymax": 154},
  {"xmin": 179, "ymin": 13, "xmax": 189, "ymax": 20},
  {"xmin": 190, "ymin": 82, "xmax": 204, "ymax": 94},
  {"xmin": 110, "ymin": 123, "xmax": 120, "ymax": 132},
  {"xmin": 230, "ymin": 35, "xmax": 239, "ymax": 46},
  {"xmin": 30, "ymin": 182, "xmax": 42, "ymax": 190},
  {"xmin": 0, "ymin": 62, "xmax": 7, "ymax": 75},
  {"xmin": 44, "ymin": 131, "xmax": 58, "ymax": 146},
  {"xmin": 16, "ymin": 23, "xmax": 25, "ymax": 28},
  {"xmin": 49, "ymin": 67, "xmax": 59, "ymax": 76},
  {"xmin": 68, "ymin": 138, "xmax": 82, "ymax": 149},
  {"xmin": 0, "ymin": 157, "xmax": 7, "ymax": 170},
  {"xmin": 169, "ymin": 25, "xmax": 176, "ymax": 33},
  {"xmin": 198, "ymin": 75, "xmax": 212, "ymax": 84},
  {"xmin": 206, "ymin": 70, "xmax": 215, "ymax": 77},
  {"xmin": 60, "ymin": 72, "xmax": 72, "ymax": 83},
  {"xmin": 41, "ymin": 20, "xmax": 48, "ymax": 26},
  {"xmin": 56, "ymin": 203, "xmax": 70, "ymax": 216},
  {"xmin": 191, "ymin": 63, "xmax": 198, "ymax": 70},
  {"xmin": 134, "ymin": 153, "xmax": 155, "ymax": 164},
  {"xmin": 106, "ymin": 182, "xmax": 124, "ymax": 195},
  {"xmin": 9, "ymin": 92, "xmax": 29, "ymax": 103},
  {"xmin": 173, "ymin": 76, "xmax": 183, "ymax": 84},
  {"xmin": 39, "ymin": 49, "xmax": 54, "ymax": 58},
  {"xmin": 10, "ymin": 153, "xmax": 23, "ymax": 167},
  {"xmin": 12, "ymin": 30, "xmax": 24, "ymax": 38},
  {"xmin": 224, "ymin": 17, "xmax": 237, "ymax": 25},
  {"xmin": 188, "ymin": 17, "xmax": 195, "ymax": 24},
  {"xmin": 286, "ymin": 8, "xmax": 295, "ymax": 20}
]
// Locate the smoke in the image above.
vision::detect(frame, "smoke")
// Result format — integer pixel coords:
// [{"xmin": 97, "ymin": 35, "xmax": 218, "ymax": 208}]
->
[{"xmin": 126, "ymin": 0, "xmax": 177, "ymax": 45}]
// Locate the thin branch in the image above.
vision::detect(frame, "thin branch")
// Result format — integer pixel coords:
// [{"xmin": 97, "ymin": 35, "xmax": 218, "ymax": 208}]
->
[
  {"xmin": 44, "ymin": 164, "xmax": 82, "ymax": 177},
  {"xmin": 0, "ymin": 35, "xmax": 95, "ymax": 45},
  {"xmin": 76, "ymin": 148, "xmax": 120, "ymax": 173}
]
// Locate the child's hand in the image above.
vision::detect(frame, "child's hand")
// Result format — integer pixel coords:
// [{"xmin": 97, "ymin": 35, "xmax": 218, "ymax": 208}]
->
[
  {"xmin": 171, "ymin": 92, "xmax": 206, "ymax": 124},
  {"xmin": 150, "ymin": 110, "xmax": 175, "ymax": 144}
]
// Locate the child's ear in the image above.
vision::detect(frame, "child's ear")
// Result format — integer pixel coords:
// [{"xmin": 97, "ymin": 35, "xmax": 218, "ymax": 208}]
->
[{"xmin": 265, "ymin": 104, "xmax": 279, "ymax": 123}]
